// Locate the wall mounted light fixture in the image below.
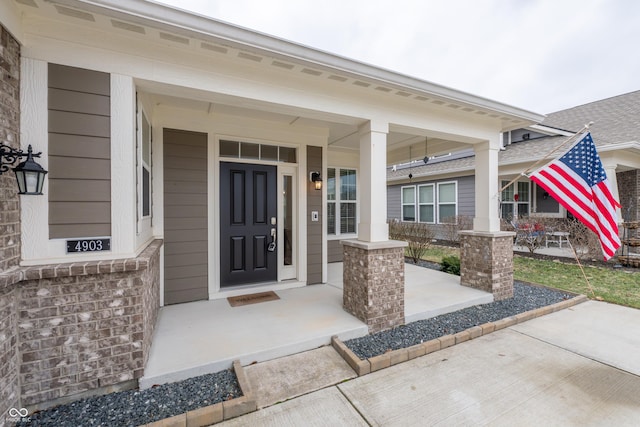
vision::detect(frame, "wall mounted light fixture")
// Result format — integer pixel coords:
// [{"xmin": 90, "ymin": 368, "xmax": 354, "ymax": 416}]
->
[
  {"xmin": 0, "ymin": 143, "xmax": 48, "ymax": 195},
  {"xmin": 310, "ymin": 171, "xmax": 322, "ymax": 190}
]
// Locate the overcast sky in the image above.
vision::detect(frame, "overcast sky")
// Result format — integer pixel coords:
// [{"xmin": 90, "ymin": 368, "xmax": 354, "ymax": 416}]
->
[{"xmin": 155, "ymin": 0, "xmax": 640, "ymax": 114}]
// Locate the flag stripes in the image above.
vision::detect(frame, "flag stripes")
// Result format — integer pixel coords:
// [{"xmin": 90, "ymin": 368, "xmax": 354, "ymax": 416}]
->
[{"xmin": 529, "ymin": 132, "xmax": 621, "ymax": 260}]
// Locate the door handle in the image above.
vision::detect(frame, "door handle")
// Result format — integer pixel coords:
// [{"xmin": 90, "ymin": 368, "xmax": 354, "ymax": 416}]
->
[{"xmin": 268, "ymin": 228, "xmax": 276, "ymax": 252}]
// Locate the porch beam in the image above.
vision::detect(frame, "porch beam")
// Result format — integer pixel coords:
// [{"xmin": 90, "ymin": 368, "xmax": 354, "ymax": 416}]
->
[
  {"xmin": 473, "ymin": 135, "xmax": 501, "ymax": 232},
  {"xmin": 358, "ymin": 120, "xmax": 389, "ymax": 242}
]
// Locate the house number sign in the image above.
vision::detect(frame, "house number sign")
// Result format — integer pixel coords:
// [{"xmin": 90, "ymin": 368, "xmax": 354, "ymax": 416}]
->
[{"xmin": 66, "ymin": 238, "xmax": 111, "ymax": 253}]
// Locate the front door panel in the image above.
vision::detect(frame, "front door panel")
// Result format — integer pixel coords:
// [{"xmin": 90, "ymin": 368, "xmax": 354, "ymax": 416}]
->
[{"xmin": 220, "ymin": 162, "xmax": 277, "ymax": 286}]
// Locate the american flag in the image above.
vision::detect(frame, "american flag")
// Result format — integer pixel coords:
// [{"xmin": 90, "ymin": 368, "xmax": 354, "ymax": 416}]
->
[{"xmin": 529, "ymin": 132, "xmax": 621, "ymax": 260}]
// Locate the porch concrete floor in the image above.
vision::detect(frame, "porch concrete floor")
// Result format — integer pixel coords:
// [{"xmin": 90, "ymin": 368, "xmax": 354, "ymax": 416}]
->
[{"xmin": 140, "ymin": 262, "xmax": 492, "ymax": 388}]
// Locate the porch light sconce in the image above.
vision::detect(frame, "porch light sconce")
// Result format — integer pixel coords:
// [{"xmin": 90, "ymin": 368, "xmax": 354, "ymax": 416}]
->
[
  {"xmin": 543, "ymin": 191, "xmax": 549, "ymax": 200},
  {"xmin": 310, "ymin": 171, "xmax": 322, "ymax": 190},
  {"xmin": 0, "ymin": 143, "xmax": 48, "ymax": 195}
]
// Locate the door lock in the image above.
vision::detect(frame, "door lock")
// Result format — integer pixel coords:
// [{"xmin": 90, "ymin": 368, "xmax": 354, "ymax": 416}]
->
[{"xmin": 268, "ymin": 227, "xmax": 276, "ymax": 252}]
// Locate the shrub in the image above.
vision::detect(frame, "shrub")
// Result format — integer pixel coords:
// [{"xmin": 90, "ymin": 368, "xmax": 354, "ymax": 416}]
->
[
  {"xmin": 441, "ymin": 255, "xmax": 460, "ymax": 275},
  {"xmin": 563, "ymin": 218, "xmax": 605, "ymax": 260},
  {"xmin": 440, "ymin": 215, "xmax": 473, "ymax": 245},
  {"xmin": 388, "ymin": 220, "xmax": 435, "ymax": 263}
]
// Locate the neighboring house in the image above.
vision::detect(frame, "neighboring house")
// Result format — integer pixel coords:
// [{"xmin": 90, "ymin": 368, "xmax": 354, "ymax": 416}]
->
[
  {"xmin": 387, "ymin": 90, "xmax": 640, "ymax": 234},
  {"xmin": 0, "ymin": 0, "xmax": 543, "ymax": 416}
]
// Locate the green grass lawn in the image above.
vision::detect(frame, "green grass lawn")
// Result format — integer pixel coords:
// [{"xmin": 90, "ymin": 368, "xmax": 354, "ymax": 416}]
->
[{"xmin": 419, "ymin": 246, "xmax": 640, "ymax": 309}]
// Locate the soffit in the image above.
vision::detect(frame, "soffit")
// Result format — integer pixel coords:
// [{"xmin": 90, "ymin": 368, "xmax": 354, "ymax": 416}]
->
[
  {"xmin": 15, "ymin": 0, "xmax": 538, "ymax": 159},
  {"xmin": 17, "ymin": 0, "xmax": 543, "ymax": 131}
]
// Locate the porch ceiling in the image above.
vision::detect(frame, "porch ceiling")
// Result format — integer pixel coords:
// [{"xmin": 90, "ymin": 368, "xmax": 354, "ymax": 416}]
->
[{"xmin": 144, "ymin": 89, "xmax": 471, "ymax": 163}]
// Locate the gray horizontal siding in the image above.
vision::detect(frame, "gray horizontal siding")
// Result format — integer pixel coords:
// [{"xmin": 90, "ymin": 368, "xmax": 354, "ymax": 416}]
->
[
  {"xmin": 387, "ymin": 185, "xmax": 401, "ymax": 220},
  {"xmin": 327, "ymin": 240, "xmax": 343, "ymax": 263},
  {"xmin": 163, "ymin": 128, "xmax": 208, "ymax": 305},
  {"xmin": 387, "ymin": 175, "xmax": 475, "ymax": 221},
  {"xmin": 48, "ymin": 63, "xmax": 111, "ymax": 239},
  {"xmin": 307, "ymin": 146, "xmax": 323, "ymax": 284},
  {"xmin": 456, "ymin": 175, "xmax": 475, "ymax": 217}
]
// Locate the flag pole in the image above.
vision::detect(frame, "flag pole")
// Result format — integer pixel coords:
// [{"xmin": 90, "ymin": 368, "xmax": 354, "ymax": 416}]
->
[
  {"xmin": 497, "ymin": 121, "xmax": 594, "ymax": 195},
  {"xmin": 567, "ymin": 239, "xmax": 597, "ymax": 299}
]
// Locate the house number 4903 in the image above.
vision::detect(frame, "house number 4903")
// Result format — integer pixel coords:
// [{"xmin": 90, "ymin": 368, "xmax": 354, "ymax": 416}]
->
[{"xmin": 66, "ymin": 238, "xmax": 111, "ymax": 253}]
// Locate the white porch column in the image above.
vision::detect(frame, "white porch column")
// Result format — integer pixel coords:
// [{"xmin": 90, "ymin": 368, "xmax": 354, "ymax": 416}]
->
[
  {"xmin": 473, "ymin": 135, "xmax": 501, "ymax": 232},
  {"xmin": 358, "ymin": 120, "xmax": 389, "ymax": 242},
  {"xmin": 603, "ymin": 163, "xmax": 622, "ymax": 223}
]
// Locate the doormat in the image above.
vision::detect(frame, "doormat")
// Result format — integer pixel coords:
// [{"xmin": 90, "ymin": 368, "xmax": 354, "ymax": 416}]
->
[{"xmin": 227, "ymin": 291, "xmax": 280, "ymax": 307}]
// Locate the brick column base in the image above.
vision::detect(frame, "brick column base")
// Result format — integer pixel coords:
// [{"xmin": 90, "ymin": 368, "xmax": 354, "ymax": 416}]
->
[
  {"xmin": 341, "ymin": 240, "xmax": 407, "ymax": 333},
  {"xmin": 459, "ymin": 231, "xmax": 515, "ymax": 301}
]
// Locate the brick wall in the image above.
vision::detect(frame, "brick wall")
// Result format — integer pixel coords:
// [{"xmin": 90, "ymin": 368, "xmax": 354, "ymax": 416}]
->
[
  {"xmin": 342, "ymin": 241, "xmax": 406, "ymax": 333},
  {"xmin": 0, "ymin": 24, "xmax": 21, "ymax": 427},
  {"xmin": 17, "ymin": 240, "xmax": 162, "ymax": 408},
  {"xmin": 459, "ymin": 231, "xmax": 514, "ymax": 301},
  {"xmin": 0, "ymin": 25, "xmax": 21, "ymax": 273},
  {"xmin": 0, "ymin": 286, "xmax": 19, "ymax": 427},
  {"xmin": 617, "ymin": 170, "xmax": 639, "ymax": 222},
  {"xmin": 0, "ymin": 240, "xmax": 161, "ymax": 416}
]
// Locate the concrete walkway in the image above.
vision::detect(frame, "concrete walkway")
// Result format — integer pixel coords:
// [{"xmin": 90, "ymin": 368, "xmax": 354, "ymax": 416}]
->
[
  {"xmin": 141, "ymin": 263, "xmax": 490, "ymax": 388},
  {"xmin": 222, "ymin": 301, "xmax": 640, "ymax": 426}
]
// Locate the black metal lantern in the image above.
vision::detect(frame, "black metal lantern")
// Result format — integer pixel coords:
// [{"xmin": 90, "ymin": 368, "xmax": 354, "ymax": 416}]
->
[
  {"xmin": 310, "ymin": 171, "xmax": 322, "ymax": 190},
  {"xmin": 0, "ymin": 143, "xmax": 47, "ymax": 195}
]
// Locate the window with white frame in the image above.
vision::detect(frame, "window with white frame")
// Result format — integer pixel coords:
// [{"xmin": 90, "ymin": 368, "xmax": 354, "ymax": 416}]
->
[
  {"xmin": 137, "ymin": 106, "xmax": 152, "ymax": 221},
  {"xmin": 418, "ymin": 184, "xmax": 435, "ymax": 223},
  {"xmin": 500, "ymin": 180, "xmax": 530, "ymax": 219},
  {"xmin": 327, "ymin": 168, "xmax": 357, "ymax": 235},
  {"xmin": 401, "ymin": 186, "xmax": 416, "ymax": 222},
  {"xmin": 437, "ymin": 182, "xmax": 457, "ymax": 223}
]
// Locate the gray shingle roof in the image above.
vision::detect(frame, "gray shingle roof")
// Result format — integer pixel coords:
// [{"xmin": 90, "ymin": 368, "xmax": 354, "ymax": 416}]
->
[{"xmin": 542, "ymin": 90, "xmax": 640, "ymax": 145}]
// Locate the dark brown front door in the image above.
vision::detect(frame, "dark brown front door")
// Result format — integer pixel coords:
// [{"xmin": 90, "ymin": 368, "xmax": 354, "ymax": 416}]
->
[{"xmin": 220, "ymin": 162, "xmax": 277, "ymax": 286}]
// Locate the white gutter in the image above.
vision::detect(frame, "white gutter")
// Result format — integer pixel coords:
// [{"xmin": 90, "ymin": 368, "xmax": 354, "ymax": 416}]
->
[
  {"xmin": 50, "ymin": 0, "xmax": 545, "ymax": 123},
  {"xmin": 598, "ymin": 141, "xmax": 640, "ymax": 153}
]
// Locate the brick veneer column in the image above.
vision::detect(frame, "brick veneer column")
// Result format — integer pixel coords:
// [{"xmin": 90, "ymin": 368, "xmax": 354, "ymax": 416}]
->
[
  {"xmin": 0, "ymin": 23, "xmax": 21, "ymax": 427},
  {"xmin": 0, "ymin": 25, "xmax": 21, "ymax": 274},
  {"xmin": 459, "ymin": 231, "xmax": 515, "ymax": 301},
  {"xmin": 0, "ymin": 240, "xmax": 163, "ymax": 413},
  {"xmin": 617, "ymin": 170, "xmax": 639, "ymax": 222},
  {"xmin": 341, "ymin": 240, "xmax": 407, "ymax": 333}
]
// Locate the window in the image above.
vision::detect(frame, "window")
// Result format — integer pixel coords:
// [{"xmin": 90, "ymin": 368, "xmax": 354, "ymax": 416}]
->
[
  {"xmin": 327, "ymin": 168, "xmax": 357, "ymax": 235},
  {"xmin": 418, "ymin": 184, "xmax": 435, "ymax": 223},
  {"xmin": 137, "ymin": 107, "xmax": 152, "ymax": 220},
  {"xmin": 500, "ymin": 180, "xmax": 530, "ymax": 219},
  {"xmin": 219, "ymin": 140, "xmax": 296, "ymax": 163},
  {"xmin": 401, "ymin": 186, "xmax": 416, "ymax": 222},
  {"xmin": 437, "ymin": 182, "xmax": 457, "ymax": 223}
]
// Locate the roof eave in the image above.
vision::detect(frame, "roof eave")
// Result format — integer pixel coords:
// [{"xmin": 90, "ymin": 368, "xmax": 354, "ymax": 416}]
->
[{"xmin": 54, "ymin": 0, "xmax": 544, "ymax": 123}]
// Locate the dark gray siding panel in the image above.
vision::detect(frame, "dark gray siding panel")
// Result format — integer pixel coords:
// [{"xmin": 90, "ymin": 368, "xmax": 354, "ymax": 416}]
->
[
  {"xmin": 327, "ymin": 240, "xmax": 342, "ymax": 263},
  {"xmin": 163, "ymin": 129, "xmax": 209, "ymax": 305},
  {"xmin": 48, "ymin": 63, "xmax": 110, "ymax": 95},
  {"xmin": 48, "ymin": 88, "xmax": 110, "ymax": 115},
  {"xmin": 387, "ymin": 185, "xmax": 401, "ymax": 220},
  {"xmin": 48, "ymin": 63, "xmax": 111, "ymax": 239},
  {"xmin": 307, "ymin": 146, "xmax": 323, "ymax": 284},
  {"xmin": 457, "ymin": 175, "xmax": 475, "ymax": 217}
]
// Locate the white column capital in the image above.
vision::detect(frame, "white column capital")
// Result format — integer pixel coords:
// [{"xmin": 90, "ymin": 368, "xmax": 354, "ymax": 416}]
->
[{"xmin": 359, "ymin": 120, "xmax": 389, "ymax": 136}]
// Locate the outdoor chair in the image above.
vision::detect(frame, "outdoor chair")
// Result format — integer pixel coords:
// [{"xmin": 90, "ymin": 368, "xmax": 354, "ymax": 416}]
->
[{"xmin": 510, "ymin": 220, "xmax": 546, "ymax": 249}]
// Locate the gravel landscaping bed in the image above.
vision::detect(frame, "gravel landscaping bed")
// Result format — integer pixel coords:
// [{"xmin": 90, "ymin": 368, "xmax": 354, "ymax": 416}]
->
[
  {"xmin": 345, "ymin": 263, "xmax": 573, "ymax": 360},
  {"xmin": 20, "ymin": 369, "xmax": 241, "ymax": 427}
]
